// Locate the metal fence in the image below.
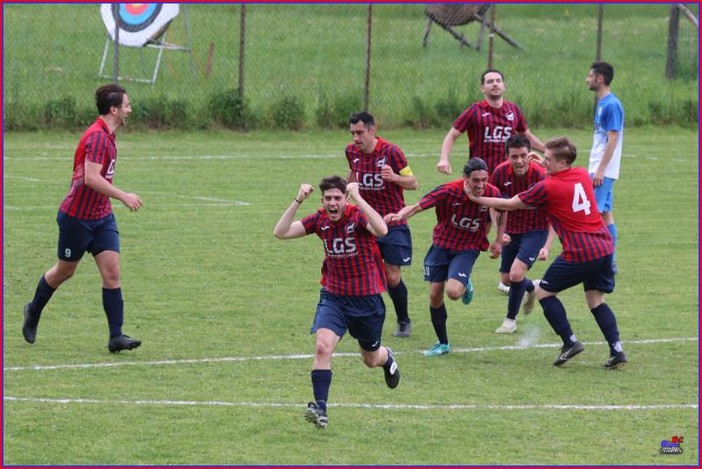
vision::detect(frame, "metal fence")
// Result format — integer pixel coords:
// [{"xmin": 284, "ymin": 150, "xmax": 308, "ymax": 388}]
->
[{"xmin": 3, "ymin": 3, "xmax": 699, "ymax": 130}]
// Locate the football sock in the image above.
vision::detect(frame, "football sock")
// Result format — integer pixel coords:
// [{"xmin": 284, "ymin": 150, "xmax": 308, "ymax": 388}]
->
[
  {"xmin": 429, "ymin": 303, "xmax": 449, "ymax": 344},
  {"xmin": 387, "ymin": 279, "xmax": 410, "ymax": 323},
  {"xmin": 102, "ymin": 287, "xmax": 124, "ymax": 339},
  {"xmin": 28, "ymin": 275, "xmax": 56, "ymax": 321},
  {"xmin": 507, "ymin": 278, "xmax": 526, "ymax": 319},
  {"xmin": 539, "ymin": 296, "xmax": 575, "ymax": 346},
  {"xmin": 590, "ymin": 303, "xmax": 621, "ymax": 355},
  {"xmin": 607, "ymin": 223, "xmax": 618, "ymax": 260},
  {"xmin": 311, "ymin": 369, "xmax": 332, "ymax": 411},
  {"xmin": 525, "ymin": 278, "xmax": 535, "ymax": 293}
]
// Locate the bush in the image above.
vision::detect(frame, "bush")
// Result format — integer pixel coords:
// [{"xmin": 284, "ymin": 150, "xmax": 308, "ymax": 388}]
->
[
  {"xmin": 434, "ymin": 88, "xmax": 467, "ymax": 123},
  {"xmin": 269, "ymin": 95, "xmax": 305, "ymax": 130},
  {"xmin": 131, "ymin": 95, "xmax": 192, "ymax": 130},
  {"xmin": 42, "ymin": 96, "xmax": 77, "ymax": 128},
  {"xmin": 208, "ymin": 89, "xmax": 254, "ymax": 130},
  {"xmin": 403, "ymin": 96, "xmax": 440, "ymax": 129},
  {"xmin": 315, "ymin": 92, "xmax": 363, "ymax": 129}
]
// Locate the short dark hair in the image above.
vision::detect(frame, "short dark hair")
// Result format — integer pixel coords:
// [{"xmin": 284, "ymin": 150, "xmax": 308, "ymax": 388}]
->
[
  {"xmin": 481, "ymin": 69, "xmax": 504, "ymax": 84},
  {"xmin": 545, "ymin": 137, "xmax": 578, "ymax": 165},
  {"xmin": 319, "ymin": 175, "xmax": 348, "ymax": 194},
  {"xmin": 590, "ymin": 61, "xmax": 614, "ymax": 85},
  {"xmin": 95, "ymin": 84, "xmax": 127, "ymax": 115},
  {"xmin": 349, "ymin": 111, "xmax": 375, "ymax": 128},
  {"xmin": 463, "ymin": 157, "xmax": 489, "ymax": 176},
  {"xmin": 505, "ymin": 134, "xmax": 531, "ymax": 155}
]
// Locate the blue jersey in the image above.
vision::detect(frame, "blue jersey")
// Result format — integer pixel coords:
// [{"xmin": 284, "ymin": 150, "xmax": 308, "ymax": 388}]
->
[{"xmin": 589, "ymin": 93, "xmax": 624, "ymax": 179}]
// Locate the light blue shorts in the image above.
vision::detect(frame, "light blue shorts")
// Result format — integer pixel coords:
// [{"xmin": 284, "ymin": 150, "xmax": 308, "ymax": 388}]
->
[{"xmin": 590, "ymin": 174, "xmax": 615, "ymax": 213}]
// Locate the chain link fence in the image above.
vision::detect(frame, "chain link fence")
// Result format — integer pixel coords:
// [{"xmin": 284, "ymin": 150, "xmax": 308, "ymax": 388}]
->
[{"xmin": 4, "ymin": 3, "xmax": 698, "ymax": 131}]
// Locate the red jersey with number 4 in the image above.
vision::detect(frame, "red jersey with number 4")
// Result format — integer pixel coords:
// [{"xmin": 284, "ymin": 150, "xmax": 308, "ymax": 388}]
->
[
  {"xmin": 301, "ymin": 204, "xmax": 386, "ymax": 296},
  {"xmin": 518, "ymin": 167, "xmax": 613, "ymax": 262},
  {"xmin": 59, "ymin": 118, "xmax": 116, "ymax": 220},
  {"xmin": 453, "ymin": 100, "xmax": 528, "ymax": 174}
]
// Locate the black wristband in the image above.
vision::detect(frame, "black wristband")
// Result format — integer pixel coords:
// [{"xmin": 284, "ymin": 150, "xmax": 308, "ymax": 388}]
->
[{"xmin": 294, "ymin": 198, "xmax": 303, "ymax": 204}]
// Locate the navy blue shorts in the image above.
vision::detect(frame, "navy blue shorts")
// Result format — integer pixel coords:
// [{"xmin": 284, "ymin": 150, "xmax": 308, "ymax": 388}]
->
[
  {"xmin": 376, "ymin": 225, "xmax": 412, "ymax": 266},
  {"xmin": 539, "ymin": 254, "xmax": 615, "ymax": 294},
  {"xmin": 57, "ymin": 211, "xmax": 120, "ymax": 262},
  {"xmin": 500, "ymin": 229, "xmax": 548, "ymax": 273},
  {"xmin": 423, "ymin": 244, "xmax": 479, "ymax": 287},
  {"xmin": 311, "ymin": 289, "xmax": 386, "ymax": 351}
]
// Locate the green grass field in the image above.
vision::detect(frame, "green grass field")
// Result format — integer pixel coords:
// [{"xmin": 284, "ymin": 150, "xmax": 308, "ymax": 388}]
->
[
  {"xmin": 4, "ymin": 3, "xmax": 698, "ymax": 129},
  {"xmin": 3, "ymin": 126, "xmax": 698, "ymax": 465}
]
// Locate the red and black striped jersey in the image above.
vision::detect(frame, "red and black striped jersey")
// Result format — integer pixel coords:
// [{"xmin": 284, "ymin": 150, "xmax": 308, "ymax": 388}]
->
[
  {"xmin": 59, "ymin": 118, "xmax": 116, "ymax": 220},
  {"xmin": 345, "ymin": 137, "xmax": 410, "ymax": 227},
  {"xmin": 490, "ymin": 160, "xmax": 549, "ymax": 234},
  {"xmin": 453, "ymin": 100, "xmax": 528, "ymax": 174},
  {"xmin": 301, "ymin": 204, "xmax": 386, "ymax": 296},
  {"xmin": 418, "ymin": 179, "xmax": 502, "ymax": 251}
]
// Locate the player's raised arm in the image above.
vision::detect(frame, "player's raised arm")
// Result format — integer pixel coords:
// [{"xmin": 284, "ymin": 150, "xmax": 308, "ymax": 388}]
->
[
  {"xmin": 273, "ymin": 183, "xmax": 314, "ymax": 239},
  {"xmin": 346, "ymin": 182, "xmax": 388, "ymax": 237}
]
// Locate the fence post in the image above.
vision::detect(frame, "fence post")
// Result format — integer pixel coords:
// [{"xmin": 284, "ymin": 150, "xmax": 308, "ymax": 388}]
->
[
  {"xmin": 364, "ymin": 4, "xmax": 372, "ymax": 112},
  {"xmin": 596, "ymin": 4, "xmax": 603, "ymax": 61},
  {"xmin": 113, "ymin": 22, "xmax": 119, "ymax": 84},
  {"xmin": 593, "ymin": 4, "xmax": 604, "ymax": 114},
  {"xmin": 487, "ymin": 5, "xmax": 496, "ymax": 69},
  {"xmin": 238, "ymin": 5, "xmax": 247, "ymax": 101},
  {"xmin": 665, "ymin": 4, "xmax": 680, "ymax": 80}
]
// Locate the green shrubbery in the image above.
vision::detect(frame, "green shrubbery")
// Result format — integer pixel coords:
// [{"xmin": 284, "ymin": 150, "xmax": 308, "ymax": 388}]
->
[{"xmin": 5, "ymin": 83, "xmax": 698, "ymax": 132}]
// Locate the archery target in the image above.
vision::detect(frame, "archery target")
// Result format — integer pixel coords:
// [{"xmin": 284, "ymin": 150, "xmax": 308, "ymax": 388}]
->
[{"xmin": 101, "ymin": 3, "xmax": 180, "ymax": 47}]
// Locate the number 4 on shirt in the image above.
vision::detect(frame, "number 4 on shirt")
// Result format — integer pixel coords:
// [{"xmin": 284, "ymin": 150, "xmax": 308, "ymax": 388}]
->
[{"xmin": 572, "ymin": 182, "xmax": 592, "ymax": 215}]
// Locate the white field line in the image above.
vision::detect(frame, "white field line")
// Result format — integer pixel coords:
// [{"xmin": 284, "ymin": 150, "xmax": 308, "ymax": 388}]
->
[
  {"xmin": 5, "ymin": 336, "xmax": 697, "ymax": 372},
  {"xmin": 3, "ymin": 396, "xmax": 696, "ymax": 411},
  {"xmin": 4, "ymin": 151, "xmax": 651, "ymax": 162}
]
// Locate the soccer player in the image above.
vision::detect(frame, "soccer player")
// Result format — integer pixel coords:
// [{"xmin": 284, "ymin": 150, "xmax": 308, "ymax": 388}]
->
[
  {"xmin": 346, "ymin": 111, "xmax": 418, "ymax": 338},
  {"xmin": 386, "ymin": 158, "xmax": 502, "ymax": 357},
  {"xmin": 22, "ymin": 84, "xmax": 143, "ymax": 353},
  {"xmin": 586, "ymin": 61, "xmax": 624, "ymax": 274},
  {"xmin": 437, "ymin": 69, "xmax": 545, "ymax": 176},
  {"xmin": 273, "ymin": 176, "xmax": 400, "ymax": 429},
  {"xmin": 436, "ymin": 68, "xmax": 545, "ymax": 294},
  {"xmin": 466, "ymin": 137, "xmax": 628, "ymax": 369},
  {"xmin": 489, "ymin": 134, "xmax": 549, "ymax": 334}
]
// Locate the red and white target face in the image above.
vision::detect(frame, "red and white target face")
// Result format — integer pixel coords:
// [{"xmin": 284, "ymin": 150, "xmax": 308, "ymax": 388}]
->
[{"xmin": 100, "ymin": 3, "xmax": 180, "ymax": 47}]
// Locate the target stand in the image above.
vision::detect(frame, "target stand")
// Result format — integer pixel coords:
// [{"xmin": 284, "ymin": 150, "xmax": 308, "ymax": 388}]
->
[
  {"xmin": 423, "ymin": 4, "xmax": 524, "ymax": 52},
  {"xmin": 98, "ymin": 3, "xmax": 195, "ymax": 84}
]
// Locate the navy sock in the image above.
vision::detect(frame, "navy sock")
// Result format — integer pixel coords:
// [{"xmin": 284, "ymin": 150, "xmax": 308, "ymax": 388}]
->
[
  {"xmin": 102, "ymin": 287, "xmax": 124, "ymax": 339},
  {"xmin": 525, "ymin": 278, "xmax": 535, "ymax": 293},
  {"xmin": 387, "ymin": 279, "xmax": 410, "ymax": 323},
  {"xmin": 28, "ymin": 275, "xmax": 56, "ymax": 321},
  {"xmin": 539, "ymin": 296, "xmax": 575, "ymax": 346},
  {"xmin": 311, "ymin": 369, "xmax": 332, "ymax": 411},
  {"xmin": 591, "ymin": 303, "xmax": 621, "ymax": 355},
  {"xmin": 429, "ymin": 303, "xmax": 448, "ymax": 344},
  {"xmin": 507, "ymin": 278, "xmax": 526, "ymax": 319}
]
